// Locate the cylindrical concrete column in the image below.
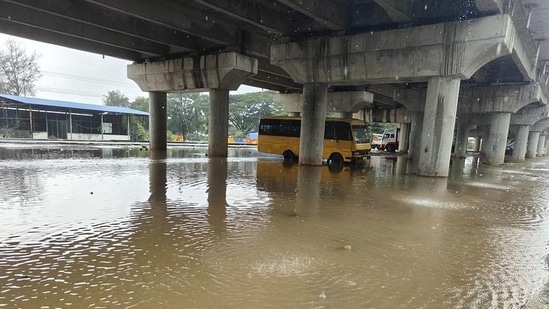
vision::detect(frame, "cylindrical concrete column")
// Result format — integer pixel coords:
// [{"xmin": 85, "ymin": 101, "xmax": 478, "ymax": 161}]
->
[
  {"xmin": 477, "ymin": 125, "xmax": 490, "ymax": 156},
  {"xmin": 537, "ymin": 135, "xmax": 546, "ymax": 157},
  {"xmin": 545, "ymin": 138, "xmax": 549, "ymax": 156},
  {"xmin": 474, "ymin": 136, "xmax": 481, "ymax": 152},
  {"xmin": 418, "ymin": 76, "xmax": 461, "ymax": 177},
  {"xmin": 398, "ymin": 123, "xmax": 410, "ymax": 153},
  {"xmin": 299, "ymin": 83, "xmax": 328, "ymax": 165},
  {"xmin": 208, "ymin": 89, "xmax": 230, "ymax": 157},
  {"xmin": 207, "ymin": 158, "xmax": 227, "ymax": 234},
  {"xmin": 149, "ymin": 91, "xmax": 167, "ymax": 151},
  {"xmin": 483, "ymin": 113, "xmax": 511, "ymax": 165},
  {"xmin": 511, "ymin": 125, "xmax": 530, "ymax": 162},
  {"xmin": 148, "ymin": 150, "xmax": 167, "ymax": 202},
  {"xmin": 454, "ymin": 121, "xmax": 470, "ymax": 158},
  {"xmin": 407, "ymin": 112, "xmax": 423, "ymax": 162},
  {"xmin": 526, "ymin": 131, "xmax": 540, "ymax": 158}
]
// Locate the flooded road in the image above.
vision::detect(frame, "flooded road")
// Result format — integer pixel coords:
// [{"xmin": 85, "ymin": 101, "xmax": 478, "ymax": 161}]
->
[{"xmin": 1, "ymin": 145, "xmax": 549, "ymax": 308}]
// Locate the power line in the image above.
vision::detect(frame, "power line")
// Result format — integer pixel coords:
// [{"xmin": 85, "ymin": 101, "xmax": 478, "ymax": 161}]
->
[
  {"xmin": 40, "ymin": 70, "xmax": 138, "ymax": 89},
  {"xmin": 35, "ymin": 86, "xmax": 105, "ymax": 98}
]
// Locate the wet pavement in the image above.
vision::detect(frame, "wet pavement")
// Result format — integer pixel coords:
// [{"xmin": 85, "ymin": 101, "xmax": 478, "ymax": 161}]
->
[{"xmin": 0, "ymin": 144, "xmax": 548, "ymax": 308}]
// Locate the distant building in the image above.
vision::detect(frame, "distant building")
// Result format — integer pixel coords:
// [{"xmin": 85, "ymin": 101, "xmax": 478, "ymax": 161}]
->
[{"xmin": 0, "ymin": 94, "xmax": 148, "ymax": 141}]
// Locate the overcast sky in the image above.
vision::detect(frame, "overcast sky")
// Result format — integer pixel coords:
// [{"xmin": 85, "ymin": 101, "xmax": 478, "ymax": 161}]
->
[{"xmin": 0, "ymin": 33, "xmax": 260, "ymax": 105}]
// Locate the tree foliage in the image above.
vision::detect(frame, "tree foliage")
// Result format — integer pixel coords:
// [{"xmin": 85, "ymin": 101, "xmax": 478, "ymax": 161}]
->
[
  {"xmin": 131, "ymin": 96, "xmax": 149, "ymax": 112},
  {"xmin": 167, "ymin": 93, "xmax": 208, "ymax": 140},
  {"xmin": 370, "ymin": 122, "xmax": 397, "ymax": 134},
  {"xmin": 228, "ymin": 91, "xmax": 282, "ymax": 136},
  {"xmin": 102, "ymin": 90, "xmax": 283, "ymax": 141},
  {"xmin": 0, "ymin": 39, "xmax": 41, "ymax": 96},
  {"xmin": 103, "ymin": 89, "xmax": 130, "ymax": 107}
]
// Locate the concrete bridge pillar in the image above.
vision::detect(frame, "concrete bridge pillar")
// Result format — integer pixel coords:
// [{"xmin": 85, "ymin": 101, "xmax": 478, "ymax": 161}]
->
[
  {"xmin": 418, "ymin": 76, "xmax": 461, "ymax": 177},
  {"xmin": 483, "ymin": 113, "xmax": 511, "ymax": 165},
  {"xmin": 474, "ymin": 136, "xmax": 482, "ymax": 152},
  {"xmin": 545, "ymin": 138, "xmax": 549, "ymax": 156},
  {"xmin": 478, "ymin": 125, "xmax": 491, "ymax": 155},
  {"xmin": 511, "ymin": 125, "xmax": 530, "ymax": 162},
  {"xmin": 209, "ymin": 89, "xmax": 230, "ymax": 157},
  {"xmin": 128, "ymin": 52, "xmax": 257, "ymax": 155},
  {"xmin": 149, "ymin": 92, "xmax": 167, "ymax": 151},
  {"xmin": 300, "ymin": 83, "xmax": 328, "ymax": 165},
  {"xmin": 407, "ymin": 112, "xmax": 423, "ymax": 162},
  {"xmin": 398, "ymin": 123, "xmax": 410, "ymax": 153},
  {"xmin": 274, "ymin": 90, "xmax": 373, "ymax": 165},
  {"xmin": 526, "ymin": 131, "xmax": 540, "ymax": 158},
  {"xmin": 454, "ymin": 122, "xmax": 471, "ymax": 158},
  {"xmin": 537, "ymin": 135, "xmax": 546, "ymax": 157}
]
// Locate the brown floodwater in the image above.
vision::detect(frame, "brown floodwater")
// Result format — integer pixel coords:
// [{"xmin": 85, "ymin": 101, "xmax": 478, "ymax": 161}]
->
[{"xmin": 1, "ymin": 145, "xmax": 548, "ymax": 308}]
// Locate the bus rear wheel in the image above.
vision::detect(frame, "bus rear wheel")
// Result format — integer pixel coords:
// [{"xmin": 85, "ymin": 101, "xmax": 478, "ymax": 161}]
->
[
  {"xmin": 283, "ymin": 150, "xmax": 295, "ymax": 161},
  {"xmin": 386, "ymin": 144, "xmax": 396, "ymax": 153}
]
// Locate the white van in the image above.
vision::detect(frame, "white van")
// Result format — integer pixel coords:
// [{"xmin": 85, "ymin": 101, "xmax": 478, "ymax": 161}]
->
[{"xmin": 380, "ymin": 128, "xmax": 400, "ymax": 152}]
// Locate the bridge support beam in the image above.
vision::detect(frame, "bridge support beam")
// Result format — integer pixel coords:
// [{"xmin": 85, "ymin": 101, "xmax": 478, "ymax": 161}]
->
[
  {"xmin": 274, "ymin": 91, "xmax": 373, "ymax": 116},
  {"xmin": 299, "ymin": 83, "xmax": 328, "ymax": 165},
  {"xmin": 527, "ymin": 131, "xmax": 540, "ymax": 158},
  {"xmin": 418, "ymin": 76, "xmax": 461, "ymax": 177},
  {"xmin": 483, "ymin": 113, "xmax": 511, "ymax": 165},
  {"xmin": 149, "ymin": 92, "xmax": 167, "ymax": 151},
  {"xmin": 511, "ymin": 125, "xmax": 530, "ymax": 162}
]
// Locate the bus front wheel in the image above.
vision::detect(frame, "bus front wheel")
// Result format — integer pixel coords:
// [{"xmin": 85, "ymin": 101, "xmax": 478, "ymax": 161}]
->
[
  {"xmin": 386, "ymin": 144, "xmax": 396, "ymax": 153},
  {"xmin": 328, "ymin": 153, "xmax": 344, "ymax": 167},
  {"xmin": 283, "ymin": 150, "xmax": 295, "ymax": 161}
]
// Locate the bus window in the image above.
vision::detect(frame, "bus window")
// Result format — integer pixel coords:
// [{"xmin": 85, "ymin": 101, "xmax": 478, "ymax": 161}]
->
[{"xmin": 325, "ymin": 121, "xmax": 352, "ymax": 140}]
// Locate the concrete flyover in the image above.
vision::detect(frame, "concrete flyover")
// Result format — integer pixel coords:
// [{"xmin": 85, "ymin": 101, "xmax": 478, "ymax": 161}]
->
[{"xmin": 1, "ymin": 0, "xmax": 549, "ymax": 176}]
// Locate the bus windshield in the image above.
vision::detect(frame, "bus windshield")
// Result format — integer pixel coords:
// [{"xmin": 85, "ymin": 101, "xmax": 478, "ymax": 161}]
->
[{"xmin": 352, "ymin": 125, "xmax": 370, "ymax": 144}]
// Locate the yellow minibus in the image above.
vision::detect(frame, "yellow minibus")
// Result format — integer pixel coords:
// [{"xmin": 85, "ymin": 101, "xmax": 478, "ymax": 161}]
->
[{"xmin": 258, "ymin": 116, "xmax": 371, "ymax": 164}]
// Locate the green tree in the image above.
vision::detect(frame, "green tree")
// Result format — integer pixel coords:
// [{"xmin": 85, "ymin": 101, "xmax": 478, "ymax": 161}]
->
[
  {"xmin": 167, "ymin": 93, "xmax": 208, "ymax": 141},
  {"xmin": 228, "ymin": 91, "xmax": 281, "ymax": 136},
  {"xmin": 131, "ymin": 96, "xmax": 149, "ymax": 112},
  {"xmin": 103, "ymin": 90, "xmax": 130, "ymax": 107},
  {"xmin": 370, "ymin": 122, "xmax": 396, "ymax": 134},
  {"xmin": 0, "ymin": 39, "xmax": 41, "ymax": 96},
  {"xmin": 129, "ymin": 96, "xmax": 149, "ymax": 140}
]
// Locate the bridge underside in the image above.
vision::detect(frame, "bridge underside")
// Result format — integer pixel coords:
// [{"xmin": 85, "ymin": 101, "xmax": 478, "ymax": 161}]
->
[
  {"xmin": 2, "ymin": 0, "xmax": 549, "ymax": 175},
  {"xmin": 0, "ymin": 0, "xmax": 547, "ymax": 94}
]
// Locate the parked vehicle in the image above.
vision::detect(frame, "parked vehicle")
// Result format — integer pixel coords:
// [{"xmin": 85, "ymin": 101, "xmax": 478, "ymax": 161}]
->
[
  {"xmin": 371, "ymin": 133, "xmax": 383, "ymax": 149},
  {"xmin": 380, "ymin": 128, "xmax": 400, "ymax": 153},
  {"xmin": 258, "ymin": 116, "xmax": 372, "ymax": 164}
]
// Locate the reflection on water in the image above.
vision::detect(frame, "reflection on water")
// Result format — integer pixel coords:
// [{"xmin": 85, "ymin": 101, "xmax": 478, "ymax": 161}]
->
[{"xmin": 0, "ymin": 145, "xmax": 549, "ymax": 308}]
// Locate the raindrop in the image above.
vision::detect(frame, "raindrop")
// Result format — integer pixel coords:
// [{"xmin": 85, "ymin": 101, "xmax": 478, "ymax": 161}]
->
[
  {"xmin": 424, "ymin": 5, "xmax": 428, "ymax": 10},
  {"xmin": 205, "ymin": 16, "xmax": 209, "ymax": 21}
]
